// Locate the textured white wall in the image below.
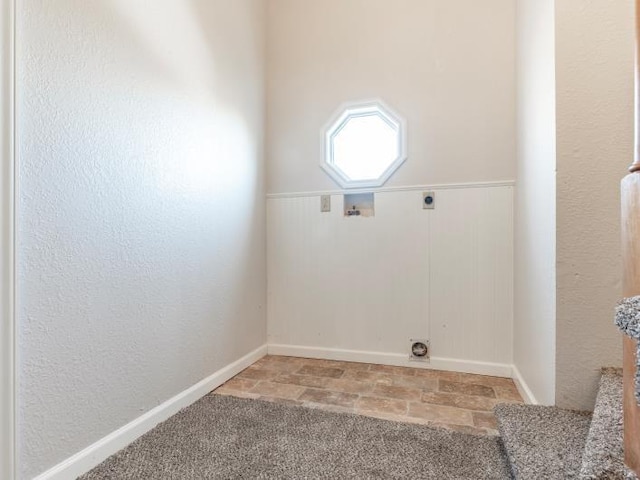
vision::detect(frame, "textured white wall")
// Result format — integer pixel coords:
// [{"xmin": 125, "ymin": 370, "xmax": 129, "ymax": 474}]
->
[
  {"xmin": 513, "ymin": 0, "xmax": 556, "ymax": 405},
  {"xmin": 266, "ymin": 0, "xmax": 516, "ymax": 195},
  {"xmin": 555, "ymin": 0, "xmax": 633, "ymax": 410},
  {"xmin": 16, "ymin": 1, "xmax": 266, "ymax": 477},
  {"xmin": 268, "ymin": 186, "xmax": 513, "ymax": 375}
]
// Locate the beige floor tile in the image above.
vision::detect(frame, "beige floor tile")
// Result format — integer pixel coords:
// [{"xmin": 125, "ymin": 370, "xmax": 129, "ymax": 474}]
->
[
  {"xmin": 325, "ymin": 378, "xmax": 375, "ymax": 395},
  {"xmin": 421, "ymin": 391, "xmax": 498, "ymax": 411},
  {"xmin": 273, "ymin": 373, "xmax": 331, "ymax": 389},
  {"xmin": 296, "ymin": 365, "xmax": 345, "ymax": 378},
  {"xmin": 357, "ymin": 410, "xmax": 428, "ymax": 425},
  {"xmin": 466, "ymin": 375, "xmax": 516, "ymax": 389},
  {"xmin": 391, "ymin": 375, "xmax": 438, "ymax": 391},
  {"xmin": 426, "ymin": 370, "xmax": 467, "ymax": 382},
  {"xmin": 472, "ymin": 411, "xmax": 498, "ymax": 430},
  {"xmin": 216, "ymin": 356, "xmax": 523, "ymax": 437},
  {"xmin": 298, "ymin": 388, "xmax": 359, "ymax": 408},
  {"xmin": 253, "ymin": 356, "xmax": 305, "ymax": 373},
  {"xmin": 302, "ymin": 358, "xmax": 371, "ymax": 371},
  {"xmin": 357, "ymin": 396, "xmax": 408, "ymax": 415},
  {"xmin": 269, "ymin": 355, "xmax": 305, "ymax": 363},
  {"xmin": 342, "ymin": 370, "xmax": 394, "ymax": 385},
  {"xmin": 216, "ymin": 377, "xmax": 258, "ymax": 393},
  {"xmin": 443, "ymin": 372, "xmax": 515, "ymax": 388},
  {"xmin": 258, "ymin": 396, "xmax": 304, "ymax": 407},
  {"xmin": 407, "ymin": 402, "xmax": 474, "ymax": 426},
  {"xmin": 214, "ymin": 390, "xmax": 260, "ymax": 400},
  {"xmin": 439, "ymin": 380, "xmax": 496, "ymax": 398},
  {"xmin": 250, "ymin": 357, "xmax": 269, "ymax": 367},
  {"xmin": 494, "ymin": 384, "xmax": 523, "ymax": 402},
  {"xmin": 339, "ymin": 361, "xmax": 372, "ymax": 371},
  {"xmin": 238, "ymin": 367, "xmax": 279, "ymax": 381},
  {"xmin": 369, "ymin": 364, "xmax": 417, "ymax": 377},
  {"xmin": 249, "ymin": 381, "xmax": 306, "ymax": 400},
  {"xmin": 363, "ymin": 412, "xmax": 493, "ymax": 438},
  {"xmin": 413, "ymin": 368, "xmax": 448, "ymax": 380},
  {"xmin": 303, "ymin": 402, "xmax": 356, "ymax": 415},
  {"xmin": 372, "ymin": 384, "xmax": 422, "ymax": 402}
]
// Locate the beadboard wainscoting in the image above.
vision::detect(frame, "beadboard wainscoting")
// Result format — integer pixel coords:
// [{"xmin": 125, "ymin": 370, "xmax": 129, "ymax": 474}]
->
[{"xmin": 267, "ymin": 184, "xmax": 514, "ymax": 376}]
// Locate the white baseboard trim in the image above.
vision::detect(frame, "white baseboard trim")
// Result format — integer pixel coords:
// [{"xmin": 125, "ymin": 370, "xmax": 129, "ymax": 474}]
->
[
  {"xmin": 267, "ymin": 344, "xmax": 513, "ymax": 378},
  {"xmin": 511, "ymin": 364, "xmax": 539, "ymax": 405},
  {"xmin": 429, "ymin": 357, "xmax": 513, "ymax": 378},
  {"xmin": 34, "ymin": 345, "xmax": 267, "ymax": 480}
]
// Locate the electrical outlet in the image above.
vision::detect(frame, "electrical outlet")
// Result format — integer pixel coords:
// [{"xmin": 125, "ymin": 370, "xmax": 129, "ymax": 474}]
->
[
  {"xmin": 321, "ymin": 195, "xmax": 331, "ymax": 212},
  {"xmin": 422, "ymin": 191, "xmax": 435, "ymax": 209}
]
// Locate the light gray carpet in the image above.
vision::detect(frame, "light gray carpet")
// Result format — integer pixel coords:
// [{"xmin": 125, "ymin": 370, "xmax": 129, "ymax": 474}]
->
[
  {"xmin": 81, "ymin": 394, "xmax": 511, "ymax": 479},
  {"xmin": 495, "ymin": 403, "xmax": 592, "ymax": 479},
  {"xmin": 616, "ymin": 297, "xmax": 640, "ymax": 403},
  {"xmin": 579, "ymin": 368, "xmax": 637, "ymax": 480}
]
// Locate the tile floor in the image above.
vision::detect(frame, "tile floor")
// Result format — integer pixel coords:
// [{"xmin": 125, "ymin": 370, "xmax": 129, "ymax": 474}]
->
[{"xmin": 213, "ymin": 355, "xmax": 524, "ymax": 436}]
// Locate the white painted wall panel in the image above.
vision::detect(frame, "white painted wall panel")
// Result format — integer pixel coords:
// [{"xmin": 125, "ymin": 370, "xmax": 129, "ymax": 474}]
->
[
  {"xmin": 268, "ymin": 191, "xmax": 429, "ymax": 354},
  {"xmin": 268, "ymin": 186, "xmax": 513, "ymax": 371},
  {"xmin": 429, "ymin": 186, "xmax": 514, "ymax": 365}
]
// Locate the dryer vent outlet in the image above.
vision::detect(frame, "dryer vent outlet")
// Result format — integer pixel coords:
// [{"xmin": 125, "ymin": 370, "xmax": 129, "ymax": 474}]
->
[{"xmin": 409, "ymin": 339, "xmax": 430, "ymax": 362}]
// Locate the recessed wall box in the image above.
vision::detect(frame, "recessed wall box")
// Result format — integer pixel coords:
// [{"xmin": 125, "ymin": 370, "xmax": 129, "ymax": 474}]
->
[{"xmin": 344, "ymin": 193, "xmax": 374, "ymax": 217}]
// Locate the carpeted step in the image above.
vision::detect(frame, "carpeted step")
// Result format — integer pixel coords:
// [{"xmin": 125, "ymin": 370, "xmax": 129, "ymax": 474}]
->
[
  {"xmin": 579, "ymin": 368, "xmax": 638, "ymax": 479},
  {"xmin": 495, "ymin": 403, "xmax": 592, "ymax": 479}
]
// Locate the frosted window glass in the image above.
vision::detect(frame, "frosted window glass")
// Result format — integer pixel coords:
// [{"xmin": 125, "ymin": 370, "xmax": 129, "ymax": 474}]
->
[{"xmin": 332, "ymin": 114, "xmax": 398, "ymax": 180}]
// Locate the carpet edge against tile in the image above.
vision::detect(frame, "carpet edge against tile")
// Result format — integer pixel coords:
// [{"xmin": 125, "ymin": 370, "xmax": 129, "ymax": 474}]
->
[{"xmin": 80, "ymin": 394, "xmax": 511, "ymax": 479}]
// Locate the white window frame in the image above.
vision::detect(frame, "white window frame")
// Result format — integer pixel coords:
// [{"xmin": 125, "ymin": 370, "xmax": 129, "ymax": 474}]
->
[{"xmin": 321, "ymin": 99, "xmax": 407, "ymax": 189}]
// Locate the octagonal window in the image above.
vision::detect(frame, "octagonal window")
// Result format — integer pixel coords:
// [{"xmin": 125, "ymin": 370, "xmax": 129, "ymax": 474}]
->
[{"xmin": 322, "ymin": 101, "xmax": 407, "ymax": 188}]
